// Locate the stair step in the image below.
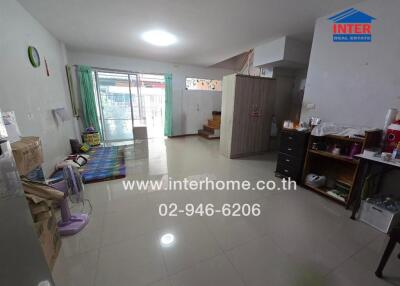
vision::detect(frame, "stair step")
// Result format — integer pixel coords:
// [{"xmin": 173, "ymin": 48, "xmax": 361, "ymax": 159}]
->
[
  {"xmin": 203, "ymin": 125, "xmax": 216, "ymax": 133},
  {"xmin": 198, "ymin": 129, "xmax": 220, "ymax": 140},
  {"xmin": 198, "ymin": 129, "xmax": 211, "ymax": 138},
  {"xmin": 212, "ymin": 115, "xmax": 221, "ymax": 121},
  {"xmin": 208, "ymin": 119, "xmax": 221, "ymax": 128},
  {"xmin": 212, "ymin": 111, "xmax": 221, "ymax": 121}
]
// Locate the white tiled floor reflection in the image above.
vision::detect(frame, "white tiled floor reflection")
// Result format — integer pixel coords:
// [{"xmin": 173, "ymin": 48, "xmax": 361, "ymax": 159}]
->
[{"xmin": 53, "ymin": 137, "xmax": 400, "ymax": 286}]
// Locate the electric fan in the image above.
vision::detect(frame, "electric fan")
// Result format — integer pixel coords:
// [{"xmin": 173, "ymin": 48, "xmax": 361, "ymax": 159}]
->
[{"xmin": 52, "ymin": 165, "xmax": 89, "ymax": 236}]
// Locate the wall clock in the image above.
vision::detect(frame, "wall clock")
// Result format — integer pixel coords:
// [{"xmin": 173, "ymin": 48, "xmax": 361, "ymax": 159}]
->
[{"xmin": 28, "ymin": 46, "xmax": 40, "ymax": 68}]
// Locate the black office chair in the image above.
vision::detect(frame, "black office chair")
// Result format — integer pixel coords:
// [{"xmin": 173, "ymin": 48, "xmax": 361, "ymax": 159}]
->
[{"xmin": 375, "ymin": 227, "xmax": 400, "ymax": 278}]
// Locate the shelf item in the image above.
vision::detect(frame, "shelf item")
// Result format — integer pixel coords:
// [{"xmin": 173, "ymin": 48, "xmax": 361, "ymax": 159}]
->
[
  {"xmin": 304, "ymin": 183, "xmax": 346, "ymax": 205},
  {"xmin": 326, "ymin": 190, "xmax": 346, "ymax": 202},
  {"xmin": 275, "ymin": 129, "xmax": 310, "ymax": 182},
  {"xmin": 324, "ymin": 134, "xmax": 364, "ymax": 143},
  {"xmin": 302, "ymin": 130, "xmax": 382, "ymax": 206},
  {"xmin": 335, "ymin": 178, "xmax": 353, "ymax": 187}
]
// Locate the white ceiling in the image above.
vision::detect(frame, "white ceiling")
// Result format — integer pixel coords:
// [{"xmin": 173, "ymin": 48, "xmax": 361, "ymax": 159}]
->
[{"xmin": 17, "ymin": 0, "xmax": 359, "ymax": 67}]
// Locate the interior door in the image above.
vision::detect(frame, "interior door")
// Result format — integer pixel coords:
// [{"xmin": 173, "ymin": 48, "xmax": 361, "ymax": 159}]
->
[{"xmin": 96, "ymin": 72, "xmax": 134, "ymax": 141}]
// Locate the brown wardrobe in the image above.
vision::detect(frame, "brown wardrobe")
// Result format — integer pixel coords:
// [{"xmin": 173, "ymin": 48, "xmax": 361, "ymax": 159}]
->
[{"xmin": 220, "ymin": 74, "xmax": 276, "ymax": 158}]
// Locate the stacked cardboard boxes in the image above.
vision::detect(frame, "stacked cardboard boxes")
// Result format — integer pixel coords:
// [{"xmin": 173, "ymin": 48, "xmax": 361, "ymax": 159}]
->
[
  {"xmin": 24, "ymin": 185, "xmax": 63, "ymax": 270},
  {"xmin": 11, "ymin": 136, "xmax": 43, "ymax": 176},
  {"xmin": 11, "ymin": 135, "xmax": 63, "ymax": 270}
]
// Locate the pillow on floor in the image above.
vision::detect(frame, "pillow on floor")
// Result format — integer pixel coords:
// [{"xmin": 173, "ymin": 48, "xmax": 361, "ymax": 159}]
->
[{"xmin": 80, "ymin": 143, "xmax": 91, "ymax": 152}]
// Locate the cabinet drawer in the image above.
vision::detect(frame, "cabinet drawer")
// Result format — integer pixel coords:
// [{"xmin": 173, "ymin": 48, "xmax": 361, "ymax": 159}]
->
[
  {"xmin": 279, "ymin": 142, "xmax": 302, "ymax": 157},
  {"xmin": 277, "ymin": 153, "xmax": 302, "ymax": 170},
  {"xmin": 276, "ymin": 163, "xmax": 300, "ymax": 179},
  {"xmin": 281, "ymin": 131, "xmax": 297, "ymax": 142},
  {"xmin": 279, "ymin": 131, "xmax": 308, "ymax": 157}
]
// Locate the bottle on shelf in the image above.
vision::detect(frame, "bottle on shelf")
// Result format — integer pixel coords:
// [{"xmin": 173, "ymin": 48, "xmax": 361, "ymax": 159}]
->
[{"xmin": 391, "ymin": 142, "xmax": 400, "ymax": 160}]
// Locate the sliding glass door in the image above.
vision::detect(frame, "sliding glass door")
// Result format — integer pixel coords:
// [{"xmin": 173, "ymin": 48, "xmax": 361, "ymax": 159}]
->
[
  {"xmin": 94, "ymin": 70, "xmax": 165, "ymax": 142},
  {"xmin": 96, "ymin": 72, "xmax": 137, "ymax": 141}
]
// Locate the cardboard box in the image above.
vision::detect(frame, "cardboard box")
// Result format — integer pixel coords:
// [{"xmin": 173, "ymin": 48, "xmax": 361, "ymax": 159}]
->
[
  {"xmin": 11, "ymin": 136, "xmax": 43, "ymax": 176},
  {"xmin": 34, "ymin": 214, "xmax": 61, "ymax": 270},
  {"xmin": 25, "ymin": 194, "xmax": 62, "ymax": 270},
  {"xmin": 22, "ymin": 180, "xmax": 64, "ymax": 201},
  {"xmin": 25, "ymin": 193, "xmax": 54, "ymax": 223}
]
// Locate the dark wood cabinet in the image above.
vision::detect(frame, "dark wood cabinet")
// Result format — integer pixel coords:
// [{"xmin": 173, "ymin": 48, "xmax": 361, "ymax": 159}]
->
[{"xmin": 275, "ymin": 129, "xmax": 309, "ymax": 182}]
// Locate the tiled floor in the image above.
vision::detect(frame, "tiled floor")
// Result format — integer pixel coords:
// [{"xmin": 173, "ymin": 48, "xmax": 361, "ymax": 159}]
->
[{"xmin": 53, "ymin": 137, "xmax": 400, "ymax": 286}]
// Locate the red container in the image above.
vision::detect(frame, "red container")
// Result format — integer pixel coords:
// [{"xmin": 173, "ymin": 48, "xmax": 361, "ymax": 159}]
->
[{"xmin": 384, "ymin": 120, "xmax": 400, "ymax": 153}]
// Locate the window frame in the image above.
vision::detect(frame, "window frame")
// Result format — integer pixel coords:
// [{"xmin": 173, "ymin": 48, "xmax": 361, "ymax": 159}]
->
[{"xmin": 185, "ymin": 77, "xmax": 222, "ymax": 92}]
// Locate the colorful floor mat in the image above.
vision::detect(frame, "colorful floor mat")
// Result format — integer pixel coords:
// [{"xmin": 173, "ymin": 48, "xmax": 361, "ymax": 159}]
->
[{"xmin": 80, "ymin": 146, "xmax": 126, "ymax": 184}]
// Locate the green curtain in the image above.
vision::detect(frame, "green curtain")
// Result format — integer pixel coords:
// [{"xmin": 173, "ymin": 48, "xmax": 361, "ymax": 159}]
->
[
  {"xmin": 164, "ymin": 73, "xmax": 173, "ymax": 136},
  {"xmin": 77, "ymin": 65, "xmax": 101, "ymax": 135}
]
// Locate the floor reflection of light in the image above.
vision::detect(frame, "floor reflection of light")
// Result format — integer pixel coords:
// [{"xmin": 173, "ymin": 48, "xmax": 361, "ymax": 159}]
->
[{"xmin": 160, "ymin": 233, "xmax": 175, "ymax": 247}]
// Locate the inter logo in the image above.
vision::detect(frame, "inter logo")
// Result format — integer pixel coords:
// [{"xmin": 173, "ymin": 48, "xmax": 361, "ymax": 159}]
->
[{"xmin": 328, "ymin": 8, "xmax": 376, "ymax": 42}]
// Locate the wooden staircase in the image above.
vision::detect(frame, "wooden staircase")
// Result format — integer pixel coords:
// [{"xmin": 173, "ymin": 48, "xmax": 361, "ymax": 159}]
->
[{"xmin": 198, "ymin": 111, "xmax": 221, "ymax": 139}]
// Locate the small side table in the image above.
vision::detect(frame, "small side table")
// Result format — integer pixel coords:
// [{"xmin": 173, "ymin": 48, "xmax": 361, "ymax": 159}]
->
[
  {"xmin": 348, "ymin": 153, "xmax": 400, "ymax": 219},
  {"xmin": 375, "ymin": 227, "xmax": 400, "ymax": 278}
]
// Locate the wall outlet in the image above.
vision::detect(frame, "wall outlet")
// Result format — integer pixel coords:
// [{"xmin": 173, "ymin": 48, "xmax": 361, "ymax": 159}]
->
[{"xmin": 306, "ymin": 103, "xmax": 316, "ymax": 110}]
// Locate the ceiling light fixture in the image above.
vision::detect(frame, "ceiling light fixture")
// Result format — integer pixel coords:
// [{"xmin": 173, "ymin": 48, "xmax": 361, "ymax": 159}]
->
[
  {"xmin": 141, "ymin": 30, "xmax": 177, "ymax": 47},
  {"xmin": 160, "ymin": 233, "xmax": 175, "ymax": 247}
]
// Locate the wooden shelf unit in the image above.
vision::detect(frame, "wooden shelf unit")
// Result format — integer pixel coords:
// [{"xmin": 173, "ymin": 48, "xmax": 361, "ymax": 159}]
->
[
  {"xmin": 308, "ymin": 149, "xmax": 358, "ymax": 164},
  {"xmin": 302, "ymin": 130, "xmax": 382, "ymax": 206}
]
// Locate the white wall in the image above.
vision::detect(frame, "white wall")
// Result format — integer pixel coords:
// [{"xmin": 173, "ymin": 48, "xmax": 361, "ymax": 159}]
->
[
  {"xmin": 67, "ymin": 51, "xmax": 233, "ymax": 136},
  {"xmin": 254, "ymin": 36, "xmax": 310, "ymax": 68},
  {"xmin": 301, "ymin": 0, "xmax": 400, "ymax": 128},
  {"xmin": 283, "ymin": 37, "xmax": 310, "ymax": 66},
  {"xmin": 254, "ymin": 38, "xmax": 286, "ymax": 67},
  {"xmin": 0, "ymin": 0, "xmax": 77, "ymax": 175}
]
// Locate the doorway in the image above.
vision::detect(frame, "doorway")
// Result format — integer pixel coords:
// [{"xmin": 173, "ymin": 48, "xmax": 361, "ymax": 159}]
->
[
  {"xmin": 94, "ymin": 70, "xmax": 165, "ymax": 141},
  {"xmin": 137, "ymin": 74, "xmax": 165, "ymax": 139}
]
